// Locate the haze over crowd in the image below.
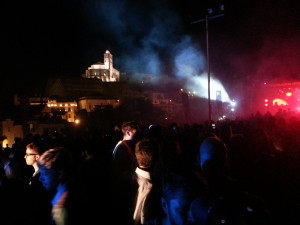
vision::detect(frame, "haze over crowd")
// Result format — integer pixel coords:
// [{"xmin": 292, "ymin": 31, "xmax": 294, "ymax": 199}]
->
[{"xmin": 1, "ymin": 0, "xmax": 300, "ymax": 103}]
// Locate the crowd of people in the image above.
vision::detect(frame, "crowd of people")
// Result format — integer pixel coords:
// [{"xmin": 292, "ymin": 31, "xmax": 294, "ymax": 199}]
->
[{"xmin": 0, "ymin": 110, "xmax": 299, "ymax": 225}]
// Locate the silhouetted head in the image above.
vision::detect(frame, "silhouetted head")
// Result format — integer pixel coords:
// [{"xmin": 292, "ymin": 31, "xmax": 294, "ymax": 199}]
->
[
  {"xmin": 147, "ymin": 124, "xmax": 163, "ymax": 140},
  {"xmin": 198, "ymin": 137, "xmax": 228, "ymax": 178},
  {"xmin": 161, "ymin": 170, "xmax": 207, "ymax": 225},
  {"xmin": 135, "ymin": 138, "xmax": 160, "ymax": 169},
  {"xmin": 37, "ymin": 147, "xmax": 73, "ymax": 191},
  {"xmin": 121, "ymin": 121, "xmax": 141, "ymax": 141}
]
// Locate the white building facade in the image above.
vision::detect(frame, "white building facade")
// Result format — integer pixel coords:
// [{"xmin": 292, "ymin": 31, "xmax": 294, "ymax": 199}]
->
[{"xmin": 82, "ymin": 50, "xmax": 120, "ymax": 82}]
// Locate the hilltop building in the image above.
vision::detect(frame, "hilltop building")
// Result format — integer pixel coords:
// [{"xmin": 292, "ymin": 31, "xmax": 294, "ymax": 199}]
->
[
  {"xmin": 82, "ymin": 50, "xmax": 120, "ymax": 82},
  {"xmin": 0, "ymin": 50, "xmax": 186, "ymax": 148}
]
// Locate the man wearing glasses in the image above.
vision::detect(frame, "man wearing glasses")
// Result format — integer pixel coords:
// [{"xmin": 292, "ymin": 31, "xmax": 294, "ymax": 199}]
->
[
  {"xmin": 25, "ymin": 142, "xmax": 52, "ymax": 225},
  {"xmin": 25, "ymin": 142, "xmax": 41, "ymax": 185}
]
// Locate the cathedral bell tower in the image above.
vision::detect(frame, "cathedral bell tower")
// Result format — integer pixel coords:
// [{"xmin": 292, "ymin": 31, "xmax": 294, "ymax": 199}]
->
[{"xmin": 104, "ymin": 50, "xmax": 113, "ymax": 80}]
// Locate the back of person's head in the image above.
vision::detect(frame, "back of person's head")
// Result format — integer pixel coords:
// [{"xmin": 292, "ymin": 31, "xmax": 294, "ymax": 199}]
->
[
  {"xmin": 218, "ymin": 123, "xmax": 233, "ymax": 144},
  {"xmin": 135, "ymin": 138, "xmax": 160, "ymax": 169},
  {"xmin": 121, "ymin": 121, "xmax": 140, "ymax": 134},
  {"xmin": 37, "ymin": 147, "xmax": 73, "ymax": 172},
  {"xmin": 162, "ymin": 169, "xmax": 207, "ymax": 202},
  {"xmin": 158, "ymin": 140, "xmax": 182, "ymax": 172},
  {"xmin": 1, "ymin": 146, "xmax": 11, "ymax": 158},
  {"xmin": 37, "ymin": 147, "xmax": 75, "ymax": 191},
  {"xmin": 161, "ymin": 169, "xmax": 208, "ymax": 225},
  {"xmin": 121, "ymin": 121, "xmax": 141, "ymax": 141},
  {"xmin": 147, "ymin": 124, "xmax": 164, "ymax": 140},
  {"xmin": 198, "ymin": 136, "xmax": 228, "ymax": 178},
  {"xmin": 0, "ymin": 159, "xmax": 5, "ymax": 180}
]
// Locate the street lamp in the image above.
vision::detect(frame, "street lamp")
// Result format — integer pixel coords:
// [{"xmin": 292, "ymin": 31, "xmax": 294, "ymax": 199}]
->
[{"xmin": 192, "ymin": 5, "xmax": 224, "ymax": 124}]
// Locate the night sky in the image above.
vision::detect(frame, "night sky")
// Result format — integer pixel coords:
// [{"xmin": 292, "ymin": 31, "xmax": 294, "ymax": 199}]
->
[{"xmin": 1, "ymin": 0, "xmax": 300, "ymax": 96}]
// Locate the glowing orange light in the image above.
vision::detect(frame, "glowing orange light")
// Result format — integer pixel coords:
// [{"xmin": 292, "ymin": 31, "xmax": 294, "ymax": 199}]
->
[
  {"xmin": 286, "ymin": 92, "xmax": 292, "ymax": 97},
  {"xmin": 273, "ymin": 98, "xmax": 287, "ymax": 106}
]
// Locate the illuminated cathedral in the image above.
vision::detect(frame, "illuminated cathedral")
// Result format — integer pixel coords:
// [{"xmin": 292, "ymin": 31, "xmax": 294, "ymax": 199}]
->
[{"xmin": 82, "ymin": 50, "xmax": 120, "ymax": 82}]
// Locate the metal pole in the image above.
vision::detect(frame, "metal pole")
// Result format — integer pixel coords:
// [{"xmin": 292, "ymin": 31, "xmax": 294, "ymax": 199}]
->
[
  {"xmin": 191, "ymin": 6, "xmax": 224, "ymax": 124},
  {"xmin": 206, "ymin": 15, "xmax": 212, "ymax": 123}
]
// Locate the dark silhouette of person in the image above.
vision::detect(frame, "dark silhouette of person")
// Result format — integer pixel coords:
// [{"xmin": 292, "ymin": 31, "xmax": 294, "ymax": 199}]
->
[
  {"xmin": 112, "ymin": 137, "xmax": 161, "ymax": 225},
  {"xmin": 0, "ymin": 159, "xmax": 33, "ymax": 225},
  {"xmin": 111, "ymin": 121, "xmax": 141, "ymax": 181},
  {"xmin": 189, "ymin": 136, "xmax": 273, "ymax": 225},
  {"xmin": 37, "ymin": 147, "xmax": 83, "ymax": 225},
  {"xmin": 78, "ymin": 139, "xmax": 112, "ymax": 224},
  {"xmin": 148, "ymin": 168, "xmax": 208, "ymax": 225},
  {"xmin": 25, "ymin": 142, "xmax": 52, "ymax": 225}
]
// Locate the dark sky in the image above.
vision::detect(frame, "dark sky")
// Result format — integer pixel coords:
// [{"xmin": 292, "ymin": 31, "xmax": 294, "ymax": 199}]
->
[{"xmin": 1, "ymin": 0, "xmax": 300, "ymax": 95}]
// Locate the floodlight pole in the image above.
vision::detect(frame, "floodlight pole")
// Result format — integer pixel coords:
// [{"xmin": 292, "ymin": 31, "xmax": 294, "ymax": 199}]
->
[
  {"xmin": 192, "ymin": 10, "xmax": 224, "ymax": 124},
  {"xmin": 205, "ymin": 15, "xmax": 212, "ymax": 124}
]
